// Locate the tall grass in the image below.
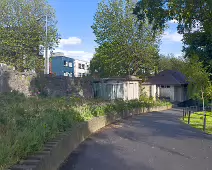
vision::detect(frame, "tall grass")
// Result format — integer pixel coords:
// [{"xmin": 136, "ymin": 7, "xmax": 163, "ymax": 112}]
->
[{"xmin": 0, "ymin": 92, "xmax": 171, "ymax": 169}]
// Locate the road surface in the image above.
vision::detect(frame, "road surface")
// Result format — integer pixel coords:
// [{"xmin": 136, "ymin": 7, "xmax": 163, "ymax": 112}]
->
[{"xmin": 59, "ymin": 108, "xmax": 212, "ymax": 170}]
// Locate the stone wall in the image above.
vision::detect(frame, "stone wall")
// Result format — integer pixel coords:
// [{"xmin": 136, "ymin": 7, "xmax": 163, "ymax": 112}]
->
[
  {"xmin": 0, "ymin": 64, "xmax": 94, "ymax": 98},
  {"xmin": 0, "ymin": 64, "xmax": 35, "ymax": 96},
  {"xmin": 31, "ymin": 74, "xmax": 94, "ymax": 98}
]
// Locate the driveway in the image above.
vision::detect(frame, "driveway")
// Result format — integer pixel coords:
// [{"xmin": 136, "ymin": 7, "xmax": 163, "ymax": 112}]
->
[{"xmin": 59, "ymin": 108, "xmax": 212, "ymax": 170}]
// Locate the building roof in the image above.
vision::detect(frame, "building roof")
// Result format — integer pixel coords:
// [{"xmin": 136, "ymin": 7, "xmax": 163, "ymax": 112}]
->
[
  {"xmin": 143, "ymin": 70, "xmax": 188, "ymax": 85},
  {"xmin": 51, "ymin": 54, "xmax": 90, "ymax": 63},
  {"xmin": 94, "ymin": 75, "xmax": 142, "ymax": 83}
]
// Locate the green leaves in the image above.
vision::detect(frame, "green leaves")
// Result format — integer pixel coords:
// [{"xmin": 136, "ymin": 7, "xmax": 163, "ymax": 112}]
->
[
  {"xmin": 0, "ymin": 0, "xmax": 59, "ymax": 72},
  {"xmin": 183, "ymin": 56, "xmax": 211, "ymax": 100},
  {"xmin": 91, "ymin": 0, "xmax": 160, "ymax": 78},
  {"xmin": 134, "ymin": 0, "xmax": 212, "ymax": 74}
]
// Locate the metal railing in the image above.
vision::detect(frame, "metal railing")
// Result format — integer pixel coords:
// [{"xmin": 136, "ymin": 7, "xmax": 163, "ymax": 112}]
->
[{"xmin": 182, "ymin": 106, "xmax": 212, "ymax": 132}]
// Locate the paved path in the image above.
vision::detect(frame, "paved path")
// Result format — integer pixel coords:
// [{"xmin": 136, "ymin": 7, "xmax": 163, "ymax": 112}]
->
[{"xmin": 59, "ymin": 108, "xmax": 212, "ymax": 170}]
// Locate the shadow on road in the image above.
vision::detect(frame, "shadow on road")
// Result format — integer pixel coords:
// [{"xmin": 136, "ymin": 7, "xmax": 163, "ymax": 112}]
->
[
  {"xmin": 59, "ymin": 134, "xmax": 154, "ymax": 170},
  {"xmin": 59, "ymin": 109, "xmax": 212, "ymax": 170}
]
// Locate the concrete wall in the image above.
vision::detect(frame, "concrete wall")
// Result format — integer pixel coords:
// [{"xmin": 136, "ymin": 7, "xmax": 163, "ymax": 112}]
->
[
  {"xmin": 125, "ymin": 81, "xmax": 139, "ymax": 100},
  {"xmin": 159, "ymin": 85, "xmax": 175, "ymax": 101},
  {"xmin": 159, "ymin": 85, "xmax": 186, "ymax": 102},
  {"xmin": 94, "ymin": 80, "xmax": 139, "ymax": 101},
  {"xmin": 141, "ymin": 84, "xmax": 158, "ymax": 100},
  {"xmin": 9, "ymin": 105, "xmax": 172, "ymax": 170},
  {"xmin": 142, "ymin": 84, "xmax": 187, "ymax": 102},
  {"xmin": 174, "ymin": 86, "xmax": 185, "ymax": 102}
]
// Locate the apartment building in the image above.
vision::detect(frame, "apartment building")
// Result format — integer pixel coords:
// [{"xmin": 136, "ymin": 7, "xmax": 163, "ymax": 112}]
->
[
  {"xmin": 50, "ymin": 55, "xmax": 74, "ymax": 77},
  {"xmin": 50, "ymin": 53, "xmax": 89, "ymax": 77},
  {"xmin": 74, "ymin": 59, "xmax": 89, "ymax": 77}
]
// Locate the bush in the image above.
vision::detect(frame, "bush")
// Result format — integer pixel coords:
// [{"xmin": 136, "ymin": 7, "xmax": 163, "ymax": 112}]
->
[{"xmin": 0, "ymin": 92, "xmax": 171, "ymax": 169}]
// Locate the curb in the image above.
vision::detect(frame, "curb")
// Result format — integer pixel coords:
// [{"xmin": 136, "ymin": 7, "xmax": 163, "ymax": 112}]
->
[{"xmin": 8, "ymin": 105, "xmax": 172, "ymax": 170}]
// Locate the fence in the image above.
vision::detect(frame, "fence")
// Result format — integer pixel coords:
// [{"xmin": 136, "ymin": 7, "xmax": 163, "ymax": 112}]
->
[{"xmin": 182, "ymin": 106, "xmax": 212, "ymax": 132}]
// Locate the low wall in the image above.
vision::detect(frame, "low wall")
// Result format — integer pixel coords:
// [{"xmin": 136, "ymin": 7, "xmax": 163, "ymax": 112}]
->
[
  {"xmin": 9, "ymin": 105, "xmax": 172, "ymax": 170},
  {"xmin": 0, "ymin": 64, "xmax": 93, "ymax": 98}
]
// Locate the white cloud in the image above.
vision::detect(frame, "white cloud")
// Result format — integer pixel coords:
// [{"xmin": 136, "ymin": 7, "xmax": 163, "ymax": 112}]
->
[
  {"xmin": 162, "ymin": 31, "xmax": 183, "ymax": 42},
  {"xmin": 54, "ymin": 36, "xmax": 94, "ymax": 61},
  {"xmin": 168, "ymin": 19, "xmax": 178, "ymax": 24},
  {"xmin": 160, "ymin": 51, "xmax": 184, "ymax": 57},
  {"xmin": 174, "ymin": 52, "xmax": 184, "ymax": 57},
  {"xmin": 59, "ymin": 37, "xmax": 82, "ymax": 48},
  {"xmin": 54, "ymin": 49, "xmax": 94, "ymax": 62}
]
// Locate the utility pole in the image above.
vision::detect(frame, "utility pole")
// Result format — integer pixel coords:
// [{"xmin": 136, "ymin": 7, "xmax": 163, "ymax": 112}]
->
[{"xmin": 44, "ymin": 15, "xmax": 49, "ymax": 74}]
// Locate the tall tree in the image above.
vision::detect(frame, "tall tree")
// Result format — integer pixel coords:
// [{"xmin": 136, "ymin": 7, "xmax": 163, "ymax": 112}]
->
[
  {"xmin": 157, "ymin": 54, "xmax": 185, "ymax": 73},
  {"xmin": 183, "ymin": 56, "xmax": 211, "ymax": 107},
  {"xmin": 0, "ymin": 0, "xmax": 59, "ymax": 72},
  {"xmin": 133, "ymin": 0, "xmax": 212, "ymax": 73},
  {"xmin": 91, "ymin": 0, "xmax": 160, "ymax": 78}
]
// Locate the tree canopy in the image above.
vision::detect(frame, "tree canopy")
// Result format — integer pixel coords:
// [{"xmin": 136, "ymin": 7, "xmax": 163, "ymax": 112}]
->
[
  {"xmin": 90, "ymin": 0, "xmax": 160, "ymax": 78},
  {"xmin": 183, "ymin": 56, "xmax": 211, "ymax": 102},
  {"xmin": 134, "ymin": 0, "xmax": 212, "ymax": 73},
  {"xmin": 157, "ymin": 54, "xmax": 185, "ymax": 73},
  {"xmin": 0, "ymin": 0, "xmax": 59, "ymax": 72}
]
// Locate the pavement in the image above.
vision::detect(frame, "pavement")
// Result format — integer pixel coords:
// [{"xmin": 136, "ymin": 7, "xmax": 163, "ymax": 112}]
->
[{"xmin": 59, "ymin": 108, "xmax": 212, "ymax": 170}]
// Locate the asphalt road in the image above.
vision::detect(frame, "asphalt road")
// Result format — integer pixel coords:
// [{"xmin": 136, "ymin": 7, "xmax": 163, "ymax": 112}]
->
[{"xmin": 59, "ymin": 108, "xmax": 212, "ymax": 170}]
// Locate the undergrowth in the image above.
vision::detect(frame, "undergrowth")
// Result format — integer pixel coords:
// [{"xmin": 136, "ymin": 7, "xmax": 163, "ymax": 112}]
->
[{"xmin": 0, "ymin": 91, "xmax": 171, "ymax": 169}]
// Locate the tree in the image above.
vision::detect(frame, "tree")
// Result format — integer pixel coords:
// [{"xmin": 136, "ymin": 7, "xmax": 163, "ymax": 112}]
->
[
  {"xmin": 183, "ymin": 56, "xmax": 211, "ymax": 108},
  {"xmin": 157, "ymin": 54, "xmax": 186, "ymax": 73},
  {"xmin": 0, "ymin": 0, "xmax": 59, "ymax": 72},
  {"xmin": 133, "ymin": 0, "xmax": 212, "ymax": 73},
  {"xmin": 91, "ymin": 0, "xmax": 160, "ymax": 78}
]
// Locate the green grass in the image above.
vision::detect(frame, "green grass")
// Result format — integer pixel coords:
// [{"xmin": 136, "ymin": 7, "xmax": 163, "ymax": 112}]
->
[
  {"xmin": 181, "ymin": 111, "xmax": 212, "ymax": 134},
  {"xmin": 0, "ymin": 91, "xmax": 171, "ymax": 169}
]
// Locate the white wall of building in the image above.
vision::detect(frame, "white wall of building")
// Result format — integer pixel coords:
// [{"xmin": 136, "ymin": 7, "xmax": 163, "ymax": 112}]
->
[
  {"xmin": 74, "ymin": 59, "xmax": 90, "ymax": 77},
  {"xmin": 141, "ymin": 84, "xmax": 186, "ymax": 102},
  {"xmin": 174, "ymin": 86, "xmax": 185, "ymax": 102},
  {"xmin": 125, "ymin": 81, "xmax": 139, "ymax": 100},
  {"xmin": 159, "ymin": 85, "xmax": 175, "ymax": 101},
  {"xmin": 142, "ymin": 84, "xmax": 158, "ymax": 100},
  {"xmin": 93, "ymin": 80, "xmax": 140, "ymax": 101}
]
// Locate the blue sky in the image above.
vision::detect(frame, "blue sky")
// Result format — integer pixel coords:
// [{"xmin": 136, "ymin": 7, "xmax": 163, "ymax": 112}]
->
[{"xmin": 49, "ymin": 0, "xmax": 183, "ymax": 61}]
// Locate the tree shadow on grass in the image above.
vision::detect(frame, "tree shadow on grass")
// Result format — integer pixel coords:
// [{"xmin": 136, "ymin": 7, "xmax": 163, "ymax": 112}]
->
[{"xmin": 119, "ymin": 110, "xmax": 212, "ymax": 141}]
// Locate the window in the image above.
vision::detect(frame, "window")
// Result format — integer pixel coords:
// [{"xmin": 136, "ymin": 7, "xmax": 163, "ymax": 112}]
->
[
  {"xmin": 82, "ymin": 64, "xmax": 85, "ymax": 69},
  {"xmin": 69, "ymin": 72, "xmax": 72, "ymax": 77},
  {"xmin": 78, "ymin": 73, "xmax": 82, "ymax": 77},
  {"xmin": 69, "ymin": 62, "xmax": 72, "ymax": 67},
  {"xmin": 64, "ymin": 61, "xmax": 68, "ymax": 67},
  {"xmin": 161, "ymin": 85, "xmax": 170, "ymax": 88},
  {"xmin": 64, "ymin": 72, "xmax": 68, "ymax": 76},
  {"xmin": 78, "ymin": 63, "xmax": 81, "ymax": 69},
  {"xmin": 82, "ymin": 73, "xmax": 85, "ymax": 77}
]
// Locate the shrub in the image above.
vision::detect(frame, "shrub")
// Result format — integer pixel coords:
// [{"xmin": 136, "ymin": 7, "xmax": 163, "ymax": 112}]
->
[{"xmin": 0, "ymin": 92, "xmax": 171, "ymax": 169}]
